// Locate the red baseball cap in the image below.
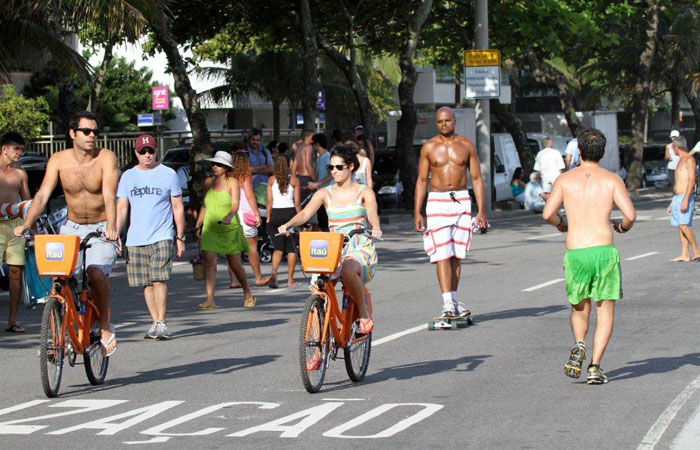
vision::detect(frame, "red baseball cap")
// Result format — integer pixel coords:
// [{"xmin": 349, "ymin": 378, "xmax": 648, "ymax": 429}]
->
[{"xmin": 135, "ymin": 134, "xmax": 157, "ymax": 152}]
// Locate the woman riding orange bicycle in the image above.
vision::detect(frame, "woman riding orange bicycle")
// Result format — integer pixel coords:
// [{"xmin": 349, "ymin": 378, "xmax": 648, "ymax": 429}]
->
[{"xmin": 279, "ymin": 144, "xmax": 382, "ymax": 349}]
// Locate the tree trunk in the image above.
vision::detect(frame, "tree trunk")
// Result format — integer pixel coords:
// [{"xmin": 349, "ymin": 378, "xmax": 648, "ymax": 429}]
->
[
  {"xmin": 525, "ymin": 51, "xmax": 581, "ymax": 137},
  {"xmin": 627, "ymin": 0, "xmax": 660, "ymax": 190},
  {"xmin": 88, "ymin": 42, "xmax": 113, "ymax": 113},
  {"xmin": 57, "ymin": 76, "xmax": 77, "ymax": 145},
  {"xmin": 670, "ymin": 82, "xmax": 681, "ymax": 130},
  {"xmin": 272, "ymin": 98, "xmax": 281, "ymax": 140},
  {"xmin": 396, "ymin": 0, "xmax": 433, "ymax": 209},
  {"xmin": 150, "ymin": 23, "xmax": 211, "ymax": 202},
  {"xmin": 316, "ymin": 29, "xmax": 375, "ymax": 152},
  {"xmin": 491, "ymin": 99, "xmax": 533, "ymax": 175},
  {"xmin": 684, "ymin": 90, "xmax": 700, "ymax": 147},
  {"xmin": 299, "ymin": 0, "xmax": 319, "ymax": 130}
]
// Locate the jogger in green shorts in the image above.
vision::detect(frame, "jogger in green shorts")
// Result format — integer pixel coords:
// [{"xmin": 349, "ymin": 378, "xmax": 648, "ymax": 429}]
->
[{"xmin": 542, "ymin": 129, "xmax": 636, "ymax": 385}]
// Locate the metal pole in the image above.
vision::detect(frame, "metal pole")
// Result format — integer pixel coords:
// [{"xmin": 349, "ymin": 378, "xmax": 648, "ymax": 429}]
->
[{"xmin": 475, "ymin": 0, "xmax": 492, "ymax": 212}]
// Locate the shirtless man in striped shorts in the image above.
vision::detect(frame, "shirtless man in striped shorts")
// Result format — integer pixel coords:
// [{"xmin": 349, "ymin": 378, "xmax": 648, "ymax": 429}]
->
[{"xmin": 414, "ymin": 107, "xmax": 488, "ymax": 317}]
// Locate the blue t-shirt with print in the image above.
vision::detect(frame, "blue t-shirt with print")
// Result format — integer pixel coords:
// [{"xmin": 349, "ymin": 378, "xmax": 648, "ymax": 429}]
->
[
  {"xmin": 117, "ymin": 164, "xmax": 182, "ymax": 247},
  {"xmin": 248, "ymin": 145, "xmax": 273, "ymax": 188}
]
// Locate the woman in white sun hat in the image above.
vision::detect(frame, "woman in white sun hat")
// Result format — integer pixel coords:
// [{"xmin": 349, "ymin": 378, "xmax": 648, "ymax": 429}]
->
[{"xmin": 194, "ymin": 151, "xmax": 255, "ymax": 309}]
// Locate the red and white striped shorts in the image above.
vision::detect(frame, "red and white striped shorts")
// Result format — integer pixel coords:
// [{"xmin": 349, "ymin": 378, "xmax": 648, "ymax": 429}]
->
[{"xmin": 422, "ymin": 190, "xmax": 472, "ymax": 263}]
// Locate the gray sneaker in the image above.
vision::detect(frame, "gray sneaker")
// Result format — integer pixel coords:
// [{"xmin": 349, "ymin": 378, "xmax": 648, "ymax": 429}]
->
[
  {"xmin": 144, "ymin": 323, "xmax": 157, "ymax": 339},
  {"xmin": 441, "ymin": 303, "xmax": 456, "ymax": 318},
  {"xmin": 154, "ymin": 321, "xmax": 171, "ymax": 341}
]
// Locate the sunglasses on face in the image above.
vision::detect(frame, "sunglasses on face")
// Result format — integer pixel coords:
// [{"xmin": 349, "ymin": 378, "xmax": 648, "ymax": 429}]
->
[
  {"xmin": 75, "ymin": 128, "xmax": 100, "ymax": 136},
  {"xmin": 137, "ymin": 148, "xmax": 156, "ymax": 155},
  {"xmin": 212, "ymin": 162, "xmax": 227, "ymax": 168},
  {"xmin": 328, "ymin": 164, "xmax": 347, "ymax": 172}
]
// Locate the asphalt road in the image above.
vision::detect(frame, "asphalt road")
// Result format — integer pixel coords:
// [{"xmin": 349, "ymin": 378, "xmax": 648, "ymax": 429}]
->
[{"xmin": 1, "ymin": 197, "xmax": 700, "ymax": 449}]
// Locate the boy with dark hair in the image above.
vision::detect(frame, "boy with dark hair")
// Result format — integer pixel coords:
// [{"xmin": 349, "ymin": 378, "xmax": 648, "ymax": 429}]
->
[{"xmin": 0, "ymin": 131, "xmax": 29, "ymax": 332}]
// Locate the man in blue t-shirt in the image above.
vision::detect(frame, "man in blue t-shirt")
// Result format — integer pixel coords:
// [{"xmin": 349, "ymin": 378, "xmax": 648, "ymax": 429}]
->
[
  {"xmin": 308, "ymin": 133, "xmax": 332, "ymax": 231},
  {"xmin": 247, "ymin": 128, "xmax": 274, "ymax": 188},
  {"xmin": 116, "ymin": 135, "xmax": 185, "ymax": 340}
]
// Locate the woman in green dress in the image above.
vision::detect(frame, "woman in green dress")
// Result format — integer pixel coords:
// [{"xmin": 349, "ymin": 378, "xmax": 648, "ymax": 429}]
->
[{"xmin": 195, "ymin": 151, "xmax": 254, "ymax": 309}]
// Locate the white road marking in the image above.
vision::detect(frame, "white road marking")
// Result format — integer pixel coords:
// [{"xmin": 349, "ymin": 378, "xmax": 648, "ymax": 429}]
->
[
  {"xmin": 525, "ymin": 233, "xmax": 561, "ymax": 240},
  {"xmin": 656, "ymin": 216, "xmax": 670, "ymax": 221},
  {"xmin": 322, "ymin": 398, "xmax": 366, "ymax": 402},
  {"xmin": 637, "ymin": 374, "xmax": 700, "ymax": 449},
  {"xmin": 114, "ymin": 322, "xmax": 137, "ymax": 330},
  {"xmin": 671, "ymin": 402, "xmax": 700, "ymax": 448},
  {"xmin": 372, "ymin": 324, "xmax": 426, "ymax": 347},
  {"xmin": 124, "ymin": 436, "xmax": 171, "ymax": 444},
  {"xmin": 521, "ymin": 279, "xmax": 564, "ymax": 292},
  {"xmin": 626, "ymin": 252, "xmax": 659, "ymax": 261}
]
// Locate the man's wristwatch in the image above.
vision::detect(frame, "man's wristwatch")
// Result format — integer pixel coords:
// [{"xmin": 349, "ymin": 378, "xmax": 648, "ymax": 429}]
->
[{"xmin": 176, "ymin": 235, "xmax": 186, "ymax": 242}]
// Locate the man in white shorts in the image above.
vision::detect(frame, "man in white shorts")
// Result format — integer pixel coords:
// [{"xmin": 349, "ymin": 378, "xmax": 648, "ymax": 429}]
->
[{"xmin": 414, "ymin": 107, "xmax": 487, "ymax": 317}]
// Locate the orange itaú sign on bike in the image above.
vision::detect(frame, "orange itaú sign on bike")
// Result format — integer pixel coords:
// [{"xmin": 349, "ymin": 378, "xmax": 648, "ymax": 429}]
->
[{"xmin": 34, "ymin": 235, "xmax": 80, "ymax": 277}]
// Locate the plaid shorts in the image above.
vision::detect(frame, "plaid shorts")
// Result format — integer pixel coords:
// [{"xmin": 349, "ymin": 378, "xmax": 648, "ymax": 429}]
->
[{"xmin": 126, "ymin": 240, "xmax": 174, "ymax": 287}]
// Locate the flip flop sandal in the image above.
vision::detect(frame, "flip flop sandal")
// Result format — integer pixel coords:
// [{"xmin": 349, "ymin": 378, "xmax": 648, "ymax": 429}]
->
[
  {"xmin": 268, "ymin": 277, "xmax": 278, "ymax": 289},
  {"xmin": 229, "ymin": 283, "xmax": 242, "ymax": 289},
  {"xmin": 196, "ymin": 303, "xmax": 219, "ymax": 310},
  {"xmin": 5, "ymin": 324, "xmax": 25, "ymax": 333},
  {"xmin": 255, "ymin": 277, "xmax": 270, "ymax": 287},
  {"xmin": 306, "ymin": 355, "xmax": 322, "ymax": 372},
  {"xmin": 358, "ymin": 318, "xmax": 374, "ymax": 334},
  {"xmin": 100, "ymin": 325, "xmax": 117, "ymax": 357},
  {"xmin": 244, "ymin": 297, "xmax": 257, "ymax": 308}
]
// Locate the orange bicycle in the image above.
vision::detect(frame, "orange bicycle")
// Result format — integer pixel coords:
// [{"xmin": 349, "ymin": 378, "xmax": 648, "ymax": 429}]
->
[
  {"xmin": 26, "ymin": 230, "xmax": 110, "ymax": 397},
  {"xmin": 296, "ymin": 228, "xmax": 378, "ymax": 393}
]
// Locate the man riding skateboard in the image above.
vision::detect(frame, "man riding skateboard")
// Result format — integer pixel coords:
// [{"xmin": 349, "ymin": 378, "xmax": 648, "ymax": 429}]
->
[{"xmin": 414, "ymin": 107, "xmax": 487, "ymax": 318}]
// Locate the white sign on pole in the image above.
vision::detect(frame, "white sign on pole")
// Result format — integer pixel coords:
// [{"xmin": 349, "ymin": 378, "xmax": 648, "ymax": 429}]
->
[{"xmin": 464, "ymin": 66, "xmax": 500, "ymax": 99}]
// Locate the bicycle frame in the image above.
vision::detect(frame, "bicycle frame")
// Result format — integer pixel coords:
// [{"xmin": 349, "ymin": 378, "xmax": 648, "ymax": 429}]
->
[
  {"xmin": 309, "ymin": 277, "xmax": 373, "ymax": 351},
  {"xmin": 52, "ymin": 282, "xmax": 99, "ymax": 355}
]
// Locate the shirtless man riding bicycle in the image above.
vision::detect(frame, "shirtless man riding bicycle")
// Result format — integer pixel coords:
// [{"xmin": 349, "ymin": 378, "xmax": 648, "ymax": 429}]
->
[{"xmin": 15, "ymin": 111, "xmax": 119, "ymax": 356}]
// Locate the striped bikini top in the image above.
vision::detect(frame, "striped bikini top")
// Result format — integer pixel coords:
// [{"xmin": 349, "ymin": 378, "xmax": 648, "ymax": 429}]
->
[{"xmin": 325, "ymin": 184, "xmax": 367, "ymax": 234}]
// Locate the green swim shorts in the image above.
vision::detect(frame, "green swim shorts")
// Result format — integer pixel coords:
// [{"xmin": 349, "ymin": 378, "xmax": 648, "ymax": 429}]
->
[{"xmin": 563, "ymin": 245, "xmax": 622, "ymax": 305}]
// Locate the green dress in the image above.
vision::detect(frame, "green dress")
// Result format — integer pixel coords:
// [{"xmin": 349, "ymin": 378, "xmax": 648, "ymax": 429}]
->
[{"xmin": 200, "ymin": 180, "xmax": 249, "ymax": 254}]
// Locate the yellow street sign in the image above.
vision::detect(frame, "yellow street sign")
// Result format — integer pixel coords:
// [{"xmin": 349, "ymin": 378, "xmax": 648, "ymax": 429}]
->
[{"xmin": 464, "ymin": 50, "xmax": 500, "ymax": 67}]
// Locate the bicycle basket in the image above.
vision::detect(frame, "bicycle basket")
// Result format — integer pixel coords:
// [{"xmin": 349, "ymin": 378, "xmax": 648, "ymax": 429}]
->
[
  {"xmin": 34, "ymin": 235, "xmax": 80, "ymax": 277},
  {"xmin": 299, "ymin": 231, "xmax": 344, "ymax": 274}
]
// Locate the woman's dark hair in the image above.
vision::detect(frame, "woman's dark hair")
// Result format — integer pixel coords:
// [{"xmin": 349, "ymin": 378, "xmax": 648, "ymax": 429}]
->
[
  {"xmin": 278, "ymin": 142, "xmax": 289, "ymax": 154},
  {"xmin": 511, "ymin": 167, "xmax": 523, "ymax": 183},
  {"xmin": 231, "ymin": 141, "xmax": 246, "ymax": 152},
  {"xmin": 578, "ymin": 128, "xmax": 606, "ymax": 162},
  {"xmin": 267, "ymin": 139, "xmax": 279, "ymax": 150},
  {"xmin": 330, "ymin": 144, "xmax": 360, "ymax": 173}
]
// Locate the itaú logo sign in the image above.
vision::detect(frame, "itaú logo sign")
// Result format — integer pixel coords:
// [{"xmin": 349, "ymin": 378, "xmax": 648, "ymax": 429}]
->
[
  {"xmin": 309, "ymin": 240, "xmax": 328, "ymax": 258},
  {"xmin": 45, "ymin": 243, "xmax": 64, "ymax": 261}
]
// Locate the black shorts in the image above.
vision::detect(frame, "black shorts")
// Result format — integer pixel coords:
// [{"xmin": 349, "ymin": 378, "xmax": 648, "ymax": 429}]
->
[{"xmin": 267, "ymin": 207, "xmax": 298, "ymax": 255}]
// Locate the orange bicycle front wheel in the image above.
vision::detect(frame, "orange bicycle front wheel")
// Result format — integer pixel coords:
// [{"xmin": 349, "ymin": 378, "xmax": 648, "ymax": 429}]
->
[
  {"xmin": 39, "ymin": 296, "xmax": 65, "ymax": 398},
  {"xmin": 299, "ymin": 295, "xmax": 329, "ymax": 393}
]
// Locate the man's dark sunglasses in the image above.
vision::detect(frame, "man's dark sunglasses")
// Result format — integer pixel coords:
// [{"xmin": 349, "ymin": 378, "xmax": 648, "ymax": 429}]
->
[
  {"xmin": 327, "ymin": 164, "xmax": 347, "ymax": 171},
  {"xmin": 75, "ymin": 127, "xmax": 100, "ymax": 136},
  {"xmin": 137, "ymin": 148, "xmax": 156, "ymax": 155}
]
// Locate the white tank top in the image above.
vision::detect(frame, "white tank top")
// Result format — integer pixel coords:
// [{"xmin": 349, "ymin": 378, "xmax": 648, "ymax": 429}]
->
[
  {"xmin": 352, "ymin": 157, "xmax": 368, "ymax": 185},
  {"xmin": 271, "ymin": 180, "xmax": 295, "ymax": 208}
]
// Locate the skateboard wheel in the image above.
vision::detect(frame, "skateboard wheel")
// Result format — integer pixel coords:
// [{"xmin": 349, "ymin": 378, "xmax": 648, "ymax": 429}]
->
[
  {"xmin": 467, "ymin": 316, "xmax": 474, "ymax": 325},
  {"xmin": 428, "ymin": 322, "xmax": 435, "ymax": 331},
  {"xmin": 450, "ymin": 322, "xmax": 458, "ymax": 330}
]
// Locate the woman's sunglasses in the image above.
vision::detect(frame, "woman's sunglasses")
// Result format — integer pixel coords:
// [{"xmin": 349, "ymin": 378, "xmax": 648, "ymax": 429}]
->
[
  {"xmin": 212, "ymin": 162, "xmax": 228, "ymax": 168},
  {"xmin": 137, "ymin": 148, "xmax": 156, "ymax": 155},
  {"xmin": 327, "ymin": 164, "xmax": 347, "ymax": 171}
]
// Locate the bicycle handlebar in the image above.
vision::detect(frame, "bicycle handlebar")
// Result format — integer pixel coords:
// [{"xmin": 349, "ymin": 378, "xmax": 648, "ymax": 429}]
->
[{"xmin": 275, "ymin": 227, "xmax": 383, "ymax": 241}]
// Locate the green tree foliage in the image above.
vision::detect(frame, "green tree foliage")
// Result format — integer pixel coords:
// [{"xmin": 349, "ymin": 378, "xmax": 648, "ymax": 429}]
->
[
  {"xmin": 0, "ymin": 85, "xmax": 50, "ymax": 139},
  {"xmin": 24, "ymin": 57, "xmax": 173, "ymax": 132}
]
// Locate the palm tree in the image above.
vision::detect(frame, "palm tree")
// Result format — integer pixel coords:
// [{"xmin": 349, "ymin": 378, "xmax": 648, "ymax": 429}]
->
[{"xmin": 198, "ymin": 51, "xmax": 304, "ymax": 139}]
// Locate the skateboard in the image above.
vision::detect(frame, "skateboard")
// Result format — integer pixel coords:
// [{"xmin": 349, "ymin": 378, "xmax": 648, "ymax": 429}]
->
[{"xmin": 428, "ymin": 313, "xmax": 474, "ymax": 330}]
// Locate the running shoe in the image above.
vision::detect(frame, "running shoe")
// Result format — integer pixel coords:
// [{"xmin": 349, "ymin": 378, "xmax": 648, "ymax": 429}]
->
[
  {"xmin": 144, "ymin": 323, "xmax": 157, "ymax": 339},
  {"xmin": 564, "ymin": 340, "xmax": 587, "ymax": 379},
  {"xmin": 154, "ymin": 321, "xmax": 171, "ymax": 341},
  {"xmin": 441, "ymin": 303, "xmax": 456, "ymax": 318},
  {"xmin": 586, "ymin": 365, "xmax": 608, "ymax": 385},
  {"xmin": 453, "ymin": 301, "xmax": 470, "ymax": 317}
]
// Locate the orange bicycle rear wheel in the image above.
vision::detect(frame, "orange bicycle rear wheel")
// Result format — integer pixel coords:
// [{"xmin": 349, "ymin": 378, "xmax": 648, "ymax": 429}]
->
[
  {"xmin": 299, "ymin": 295, "xmax": 329, "ymax": 393},
  {"xmin": 39, "ymin": 296, "xmax": 65, "ymax": 398}
]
